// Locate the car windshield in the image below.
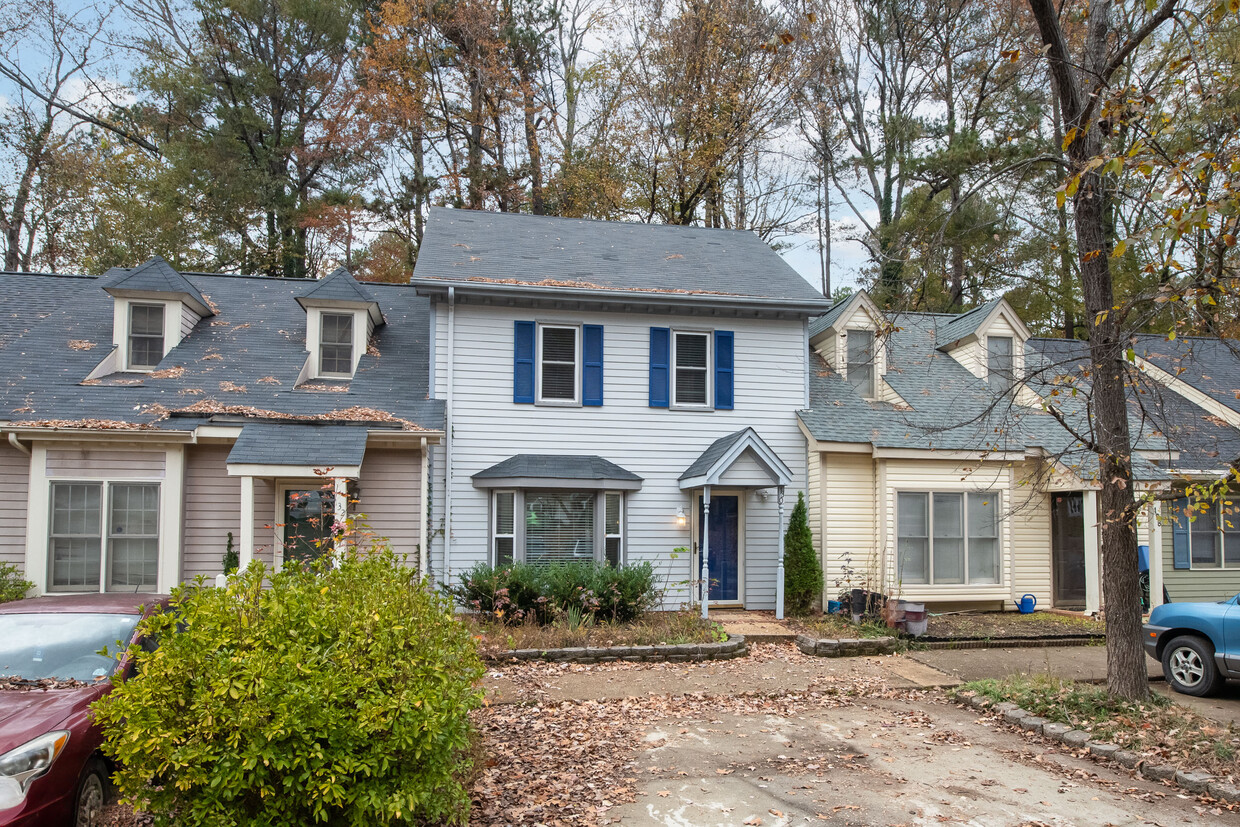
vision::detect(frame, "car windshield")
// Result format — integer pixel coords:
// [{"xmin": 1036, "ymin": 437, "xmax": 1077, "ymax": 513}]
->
[{"xmin": 0, "ymin": 613, "xmax": 140, "ymax": 682}]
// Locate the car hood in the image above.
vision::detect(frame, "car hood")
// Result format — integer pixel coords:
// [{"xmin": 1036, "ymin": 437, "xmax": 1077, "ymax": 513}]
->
[{"xmin": 0, "ymin": 685, "xmax": 104, "ymax": 755}]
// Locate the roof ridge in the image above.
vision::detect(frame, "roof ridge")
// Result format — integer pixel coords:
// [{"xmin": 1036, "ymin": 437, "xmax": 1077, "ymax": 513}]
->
[{"xmin": 427, "ymin": 205, "xmax": 761, "ymax": 237}]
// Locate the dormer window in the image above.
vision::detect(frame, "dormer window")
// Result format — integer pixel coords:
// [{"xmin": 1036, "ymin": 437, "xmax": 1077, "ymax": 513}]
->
[
  {"xmin": 988, "ymin": 335, "xmax": 1014, "ymax": 391},
  {"xmin": 127, "ymin": 303, "xmax": 166, "ymax": 370},
  {"xmin": 319, "ymin": 313, "xmax": 355, "ymax": 378},
  {"xmin": 846, "ymin": 328, "xmax": 875, "ymax": 398}
]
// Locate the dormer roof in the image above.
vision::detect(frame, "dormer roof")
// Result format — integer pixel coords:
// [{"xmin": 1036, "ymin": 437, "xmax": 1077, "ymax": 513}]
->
[
  {"xmin": 935, "ymin": 298, "xmax": 1030, "ymax": 351},
  {"xmin": 102, "ymin": 256, "xmax": 213, "ymax": 316},
  {"xmin": 809, "ymin": 291, "xmax": 885, "ymax": 342},
  {"xmin": 297, "ymin": 267, "xmax": 383, "ymax": 325}
]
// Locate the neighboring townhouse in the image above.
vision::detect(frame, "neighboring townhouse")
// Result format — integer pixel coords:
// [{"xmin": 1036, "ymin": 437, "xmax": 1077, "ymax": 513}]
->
[
  {"xmin": 412, "ymin": 208, "xmax": 832, "ymax": 610},
  {"xmin": 0, "ymin": 260, "xmax": 442, "ymax": 595},
  {"xmin": 800, "ymin": 291, "xmax": 1176, "ymax": 614}
]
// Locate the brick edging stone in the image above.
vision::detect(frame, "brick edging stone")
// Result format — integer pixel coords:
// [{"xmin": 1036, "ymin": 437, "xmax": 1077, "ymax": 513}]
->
[
  {"xmin": 919, "ymin": 636, "xmax": 1104, "ymax": 651},
  {"xmin": 795, "ymin": 633, "xmax": 898, "ymax": 658},
  {"xmin": 955, "ymin": 691, "xmax": 1240, "ymax": 804},
  {"xmin": 487, "ymin": 634, "xmax": 749, "ymax": 664}
]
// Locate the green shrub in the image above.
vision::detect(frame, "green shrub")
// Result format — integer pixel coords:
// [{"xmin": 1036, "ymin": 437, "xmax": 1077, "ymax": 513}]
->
[
  {"xmin": 0, "ymin": 563, "xmax": 32, "ymax": 604},
  {"xmin": 93, "ymin": 548, "xmax": 484, "ymax": 827},
  {"xmin": 449, "ymin": 560, "xmax": 660, "ymax": 625},
  {"xmin": 783, "ymin": 491, "xmax": 823, "ymax": 616}
]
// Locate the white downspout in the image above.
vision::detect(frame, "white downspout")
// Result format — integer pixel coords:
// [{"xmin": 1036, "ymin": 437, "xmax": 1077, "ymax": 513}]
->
[
  {"xmin": 776, "ymin": 485, "xmax": 786, "ymax": 620},
  {"xmin": 6, "ymin": 432, "xmax": 30, "ymax": 456},
  {"xmin": 419, "ymin": 436, "xmax": 429, "ymax": 577},
  {"xmin": 444, "ymin": 287, "xmax": 455, "ymax": 586}
]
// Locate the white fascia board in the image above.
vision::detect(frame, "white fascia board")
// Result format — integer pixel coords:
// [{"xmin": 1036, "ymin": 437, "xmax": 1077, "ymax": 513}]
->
[
  {"xmin": 869, "ymin": 447, "xmax": 1027, "ymax": 461},
  {"xmin": 227, "ymin": 463, "xmax": 361, "ymax": 478}
]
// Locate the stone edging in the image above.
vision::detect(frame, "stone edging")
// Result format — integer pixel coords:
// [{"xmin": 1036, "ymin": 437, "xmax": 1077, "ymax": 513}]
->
[
  {"xmin": 795, "ymin": 634, "xmax": 898, "ymax": 658},
  {"xmin": 955, "ymin": 692, "xmax": 1240, "ymax": 803},
  {"xmin": 487, "ymin": 634, "xmax": 749, "ymax": 664},
  {"xmin": 918, "ymin": 636, "xmax": 1104, "ymax": 651}
]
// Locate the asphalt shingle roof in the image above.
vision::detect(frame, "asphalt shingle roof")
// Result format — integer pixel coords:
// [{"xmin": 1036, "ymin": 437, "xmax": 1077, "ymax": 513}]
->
[
  {"xmin": 0, "ymin": 269, "xmax": 442, "ymax": 432},
  {"xmin": 1135, "ymin": 334, "xmax": 1240, "ymax": 416},
  {"xmin": 679, "ymin": 430, "xmax": 749, "ymax": 480},
  {"xmin": 103, "ymin": 256, "xmax": 211, "ymax": 312},
  {"xmin": 227, "ymin": 423, "xmax": 371, "ymax": 466},
  {"xmin": 934, "ymin": 299, "xmax": 1002, "ymax": 349},
  {"xmin": 297, "ymin": 266, "xmax": 379, "ymax": 306},
  {"xmin": 472, "ymin": 454, "xmax": 642, "ymax": 482},
  {"xmin": 412, "ymin": 207, "xmax": 829, "ymax": 305}
]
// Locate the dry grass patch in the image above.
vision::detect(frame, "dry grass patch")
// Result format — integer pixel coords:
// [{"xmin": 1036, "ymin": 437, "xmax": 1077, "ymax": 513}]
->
[
  {"xmin": 959, "ymin": 675, "xmax": 1239, "ymax": 778},
  {"xmin": 789, "ymin": 612, "xmax": 895, "ymax": 640},
  {"xmin": 927, "ymin": 611, "xmax": 1105, "ymax": 640},
  {"xmin": 464, "ymin": 610, "xmax": 726, "ymax": 657}
]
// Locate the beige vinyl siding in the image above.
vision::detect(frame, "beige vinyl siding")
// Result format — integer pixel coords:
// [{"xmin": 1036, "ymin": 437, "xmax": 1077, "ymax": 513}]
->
[
  {"xmin": 433, "ymin": 303, "xmax": 809, "ymax": 610},
  {"xmin": 820, "ymin": 452, "xmax": 877, "ymax": 597},
  {"xmin": 1011, "ymin": 461, "xmax": 1052, "ymax": 606},
  {"xmin": 1161, "ymin": 511, "xmax": 1240, "ymax": 603},
  {"xmin": 181, "ymin": 446, "xmax": 240, "ymax": 581},
  {"xmin": 948, "ymin": 340, "xmax": 986, "ymax": 379},
  {"xmin": 356, "ymin": 449, "xmax": 421, "ymax": 565},
  {"xmin": 805, "ymin": 441, "xmax": 822, "ymax": 581},
  {"xmin": 0, "ymin": 443, "xmax": 29, "ymax": 570},
  {"xmin": 46, "ymin": 449, "xmax": 166, "ymax": 478}
]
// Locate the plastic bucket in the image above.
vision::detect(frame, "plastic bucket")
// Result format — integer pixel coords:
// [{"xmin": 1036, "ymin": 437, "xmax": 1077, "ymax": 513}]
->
[
  {"xmin": 827, "ymin": 599, "xmax": 843, "ymax": 614},
  {"xmin": 902, "ymin": 602, "xmax": 928, "ymax": 637}
]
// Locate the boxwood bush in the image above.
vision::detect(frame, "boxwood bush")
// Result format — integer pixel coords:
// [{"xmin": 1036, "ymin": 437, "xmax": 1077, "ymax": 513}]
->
[
  {"xmin": 93, "ymin": 548, "xmax": 484, "ymax": 827},
  {"xmin": 451, "ymin": 560, "xmax": 660, "ymax": 624}
]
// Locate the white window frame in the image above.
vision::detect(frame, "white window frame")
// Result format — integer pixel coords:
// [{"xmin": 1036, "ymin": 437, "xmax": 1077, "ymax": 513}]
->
[
  {"xmin": 535, "ymin": 323, "xmax": 581, "ymax": 406},
  {"xmin": 275, "ymin": 482, "xmax": 342, "ymax": 569},
  {"xmin": 1189, "ymin": 500, "xmax": 1240, "ymax": 569},
  {"xmin": 671, "ymin": 329, "xmax": 713, "ymax": 409},
  {"xmin": 604, "ymin": 492, "xmax": 623, "ymax": 567},
  {"xmin": 127, "ymin": 302, "xmax": 167, "ymax": 371},
  {"xmin": 845, "ymin": 328, "xmax": 876, "ymax": 399},
  {"xmin": 490, "ymin": 489, "xmax": 625, "ymax": 566},
  {"xmin": 896, "ymin": 490, "xmax": 1002, "ymax": 586},
  {"xmin": 47, "ymin": 480, "xmax": 161, "ymax": 594},
  {"xmin": 987, "ymin": 335, "xmax": 1015, "ymax": 392},
  {"xmin": 318, "ymin": 312, "xmax": 355, "ymax": 379}
]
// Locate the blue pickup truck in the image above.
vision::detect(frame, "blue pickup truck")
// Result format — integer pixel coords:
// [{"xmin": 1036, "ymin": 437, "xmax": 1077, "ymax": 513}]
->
[{"xmin": 1144, "ymin": 596, "xmax": 1240, "ymax": 696}]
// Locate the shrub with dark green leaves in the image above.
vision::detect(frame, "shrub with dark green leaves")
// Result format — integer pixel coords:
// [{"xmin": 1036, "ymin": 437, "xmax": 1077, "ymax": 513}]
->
[
  {"xmin": 93, "ymin": 548, "xmax": 484, "ymax": 827},
  {"xmin": 0, "ymin": 562, "xmax": 31, "ymax": 604},
  {"xmin": 783, "ymin": 491, "xmax": 823, "ymax": 616},
  {"xmin": 449, "ymin": 560, "xmax": 660, "ymax": 624},
  {"xmin": 450, "ymin": 561, "xmax": 551, "ymax": 623}
]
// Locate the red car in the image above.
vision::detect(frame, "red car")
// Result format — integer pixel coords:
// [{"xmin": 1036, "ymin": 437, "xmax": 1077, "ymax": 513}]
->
[{"xmin": 0, "ymin": 594, "xmax": 169, "ymax": 827}]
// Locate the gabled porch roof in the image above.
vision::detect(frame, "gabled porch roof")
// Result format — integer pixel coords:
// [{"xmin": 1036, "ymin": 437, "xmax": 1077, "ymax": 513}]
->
[{"xmin": 678, "ymin": 427, "xmax": 793, "ymax": 490}]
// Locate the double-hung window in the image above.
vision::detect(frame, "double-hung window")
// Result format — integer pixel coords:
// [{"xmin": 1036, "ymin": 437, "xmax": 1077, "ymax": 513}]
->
[
  {"xmin": 672, "ymin": 331, "xmax": 710, "ymax": 407},
  {"xmin": 897, "ymin": 491, "xmax": 1000, "ymax": 585},
  {"xmin": 845, "ymin": 329, "xmax": 875, "ymax": 398},
  {"xmin": 538, "ymin": 324, "xmax": 579, "ymax": 403},
  {"xmin": 320, "ymin": 312, "xmax": 355, "ymax": 377},
  {"xmin": 491, "ymin": 490, "xmax": 624, "ymax": 566},
  {"xmin": 1187, "ymin": 501, "xmax": 1240, "ymax": 568},
  {"xmin": 128, "ymin": 303, "xmax": 165, "ymax": 370},
  {"xmin": 988, "ymin": 336, "xmax": 1015, "ymax": 392},
  {"xmin": 49, "ymin": 482, "xmax": 160, "ymax": 592}
]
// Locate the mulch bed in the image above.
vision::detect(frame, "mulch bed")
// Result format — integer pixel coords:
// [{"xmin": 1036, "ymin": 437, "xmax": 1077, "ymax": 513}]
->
[
  {"xmin": 463, "ymin": 610, "xmax": 723, "ymax": 659},
  {"xmin": 922, "ymin": 611, "xmax": 1105, "ymax": 641}
]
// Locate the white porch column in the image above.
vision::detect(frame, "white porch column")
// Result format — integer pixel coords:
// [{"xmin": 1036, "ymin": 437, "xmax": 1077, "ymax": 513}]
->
[
  {"xmin": 1083, "ymin": 489, "xmax": 1101, "ymax": 615},
  {"xmin": 239, "ymin": 475, "xmax": 255, "ymax": 569},
  {"xmin": 700, "ymin": 485, "xmax": 711, "ymax": 619},
  {"xmin": 1150, "ymin": 500, "xmax": 1165, "ymax": 610},
  {"xmin": 333, "ymin": 477, "xmax": 349, "ymax": 550},
  {"xmin": 776, "ymin": 486, "xmax": 786, "ymax": 620}
]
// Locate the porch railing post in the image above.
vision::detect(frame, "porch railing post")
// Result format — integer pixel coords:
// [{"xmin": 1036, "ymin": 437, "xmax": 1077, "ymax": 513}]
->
[
  {"xmin": 701, "ymin": 486, "xmax": 711, "ymax": 619},
  {"xmin": 776, "ymin": 486, "xmax": 786, "ymax": 620}
]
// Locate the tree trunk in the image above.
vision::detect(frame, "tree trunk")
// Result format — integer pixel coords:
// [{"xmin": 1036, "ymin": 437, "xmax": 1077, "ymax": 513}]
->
[{"xmin": 518, "ymin": 64, "xmax": 544, "ymax": 215}]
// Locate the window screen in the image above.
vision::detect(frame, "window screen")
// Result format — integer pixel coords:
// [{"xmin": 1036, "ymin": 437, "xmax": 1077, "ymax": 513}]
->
[
  {"xmin": 128, "ymin": 304, "xmax": 165, "ymax": 370},
  {"xmin": 1192, "ymin": 502, "xmax": 1221, "ymax": 567},
  {"xmin": 897, "ymin": 492, "xmax": 928, "ymax": 584},
  {"xmin": 897, "ymin": 490, "xmax": 1002, "ymax": 585},
  {"xmin": 987, "ymin": 336, "xmax": 1014, "ymax": 391},
  {"xmin": 846, "ymin": 329, "xmax": 875, "ymax": 398},
  {"xmin": 320, "ymin": 313, "xmax": 354, "ymax": 377},
  {"xmin": 50, "ymin": 483, "xmax": 102, "ymax": 590},
  {"xmin": 109, "ymin": 484, "xmax": 159, "ymax": 591},
  {"xmin": 604, "ymin": 492, "xmax": 622, "ymax": 567},
  {"xmin": 539, "ymin": 326, "xmax": 578, "ymax": 401},
  {"xmin": 674, "ymin": 332, "xmax": 709, "ymax": 405},
  {"xmin": 524, "ymin": 491, "xmax": 594, "ymax": 565},
  {"xmin": 967, "ymin": 492, "xmax": 1000, "ymax": 583},
  {"xmin": 932, "ymin": 493, "xmax": 964, "ymax": 584}
]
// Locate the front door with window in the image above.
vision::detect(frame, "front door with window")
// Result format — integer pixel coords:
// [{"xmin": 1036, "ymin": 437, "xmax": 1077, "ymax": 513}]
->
[
  {"xmin": 698, "ymin": 495, "xmax": 740, "ymax": 603},
  {"xmin": 1051, "ymin": 492, "xmax": 1086, "ymax": 607},
  {"xmin": 283, "ymin": 489, "xmax": 335, "ymax": 566}
]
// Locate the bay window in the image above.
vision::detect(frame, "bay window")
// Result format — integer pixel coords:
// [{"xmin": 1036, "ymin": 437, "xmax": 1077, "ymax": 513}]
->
[
  {"xmin": 490, "ymin": 490, "xmax": 624, "ymax": 566},
  {"xmin": 897, "ymin": 491, "xmax": 1000, "ymax": 585}
]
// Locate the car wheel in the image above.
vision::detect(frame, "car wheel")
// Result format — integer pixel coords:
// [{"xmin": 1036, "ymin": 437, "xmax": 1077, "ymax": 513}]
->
[
  {"xmin": 74, "ymin": 758, "xmax": 110, "ymax": 827},
  {"xmin": 1162, "ymin": 635, "xmax": 1225, "ymax": 697}
]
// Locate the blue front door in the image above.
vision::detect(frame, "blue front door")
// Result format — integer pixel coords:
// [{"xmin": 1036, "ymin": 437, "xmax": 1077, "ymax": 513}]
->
[{"xmin": 699, "ymin": 495, "xmax": 740, "ymax": 602}]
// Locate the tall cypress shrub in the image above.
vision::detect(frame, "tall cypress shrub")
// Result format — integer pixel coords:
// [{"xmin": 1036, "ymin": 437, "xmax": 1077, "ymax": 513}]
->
[{"xmin": 784, "ymin": 491, "xmax": 823, "ymax": 615}]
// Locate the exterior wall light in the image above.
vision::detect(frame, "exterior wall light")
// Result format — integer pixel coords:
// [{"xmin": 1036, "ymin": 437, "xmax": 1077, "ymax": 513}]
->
[{"xmin": 676, "ymin": 507, "xmax": 686, "ymax": 527}]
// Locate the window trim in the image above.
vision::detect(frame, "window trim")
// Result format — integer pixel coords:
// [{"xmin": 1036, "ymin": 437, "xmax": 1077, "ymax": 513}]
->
[
  {"xmin": 987, "ymin": 334, "xmax": 1016, "ymax": 392},
  {"xmin": 671, "ymin": 329, "xmax": 713, "ymax": 410},
  {"xmin": 895, "ymin": 489, "xmax": 1003, "ymax": 586},
  {"xmin": 1188, "ymin": 500, "xmax": 1240, "ymax": 570},
  {"xmin": 318, "ymin": 311, "xmax": 356, "ymax": 380},
  {"xmin": 126, "ymin": 301, "xmax": 167, "ymax": 372},
  {"xmin": 48, "ymin": 480, "xmax": 162, "ymax": 594},
  {"xmin": 845, "ymin": 328, "xmax": 876, "ymax": 400},
  {"xmin": 490, "ymin": 489, "xmax": 625, "ymax": 566},
  {"xmin": 535, "ymin": 323, "xmax": 582, "ymax": 406},
  {"xmin": 275, "ymin": 483, "xmax": 341, "ymax": 569}
]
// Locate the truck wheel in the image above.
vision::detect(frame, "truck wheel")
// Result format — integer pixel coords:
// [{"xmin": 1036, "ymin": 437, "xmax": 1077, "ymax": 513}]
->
[{"xmin": 1162, "ymin": 635, "xmax": 1225, "ymax": 697}]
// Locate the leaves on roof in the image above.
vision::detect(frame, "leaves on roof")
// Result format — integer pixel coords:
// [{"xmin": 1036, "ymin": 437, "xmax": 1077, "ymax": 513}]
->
[{"xmin": 68, "ymin": 339, "xmax": 97, "ymax": 350}]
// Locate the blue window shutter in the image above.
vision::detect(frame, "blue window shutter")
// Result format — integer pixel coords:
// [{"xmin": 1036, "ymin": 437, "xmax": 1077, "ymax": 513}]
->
[
  {"xmin": 649, "ymin": 327, "xmax": 670, "ymax": 407},
  {"xmin": 1172, "ymin": 497, "xmax": 1191, "ymax": 570},
  {"xmin": 715, "ymin": 330, "xmax": 734, "ymax": 410},
  {"xmin": 583, "ymin": 324, "xmax": 604, "ymax": 406},
  {"xmin": 513, "ymin": 321, "xmax": 535, "ymax": 404}
]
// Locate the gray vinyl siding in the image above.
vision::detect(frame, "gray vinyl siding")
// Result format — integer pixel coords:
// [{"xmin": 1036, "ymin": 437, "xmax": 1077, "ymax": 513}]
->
[
  {"xmin": 182, "ymin": 445, "xmax": 240, "ymax": 581},
  {"xmin": 1161, "ymin": 517, "xmax": 1240, "ymax": 603},
  {"xmin": 357, "ymin": 448, "xmax": 421, "ymax": 566},
  {"xmin": 431, "ymin": 302, "xmax": 809, "ymax": 610},
  {"xmin": 0, "ymin": 443, "xmax": 29, "ymax": 570}
]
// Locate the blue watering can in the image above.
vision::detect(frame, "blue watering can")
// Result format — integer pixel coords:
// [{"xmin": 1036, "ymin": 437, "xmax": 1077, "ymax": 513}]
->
[{"xmin": 1015, "ymin": 593, "xmax": 1037, "ymax": 614}]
